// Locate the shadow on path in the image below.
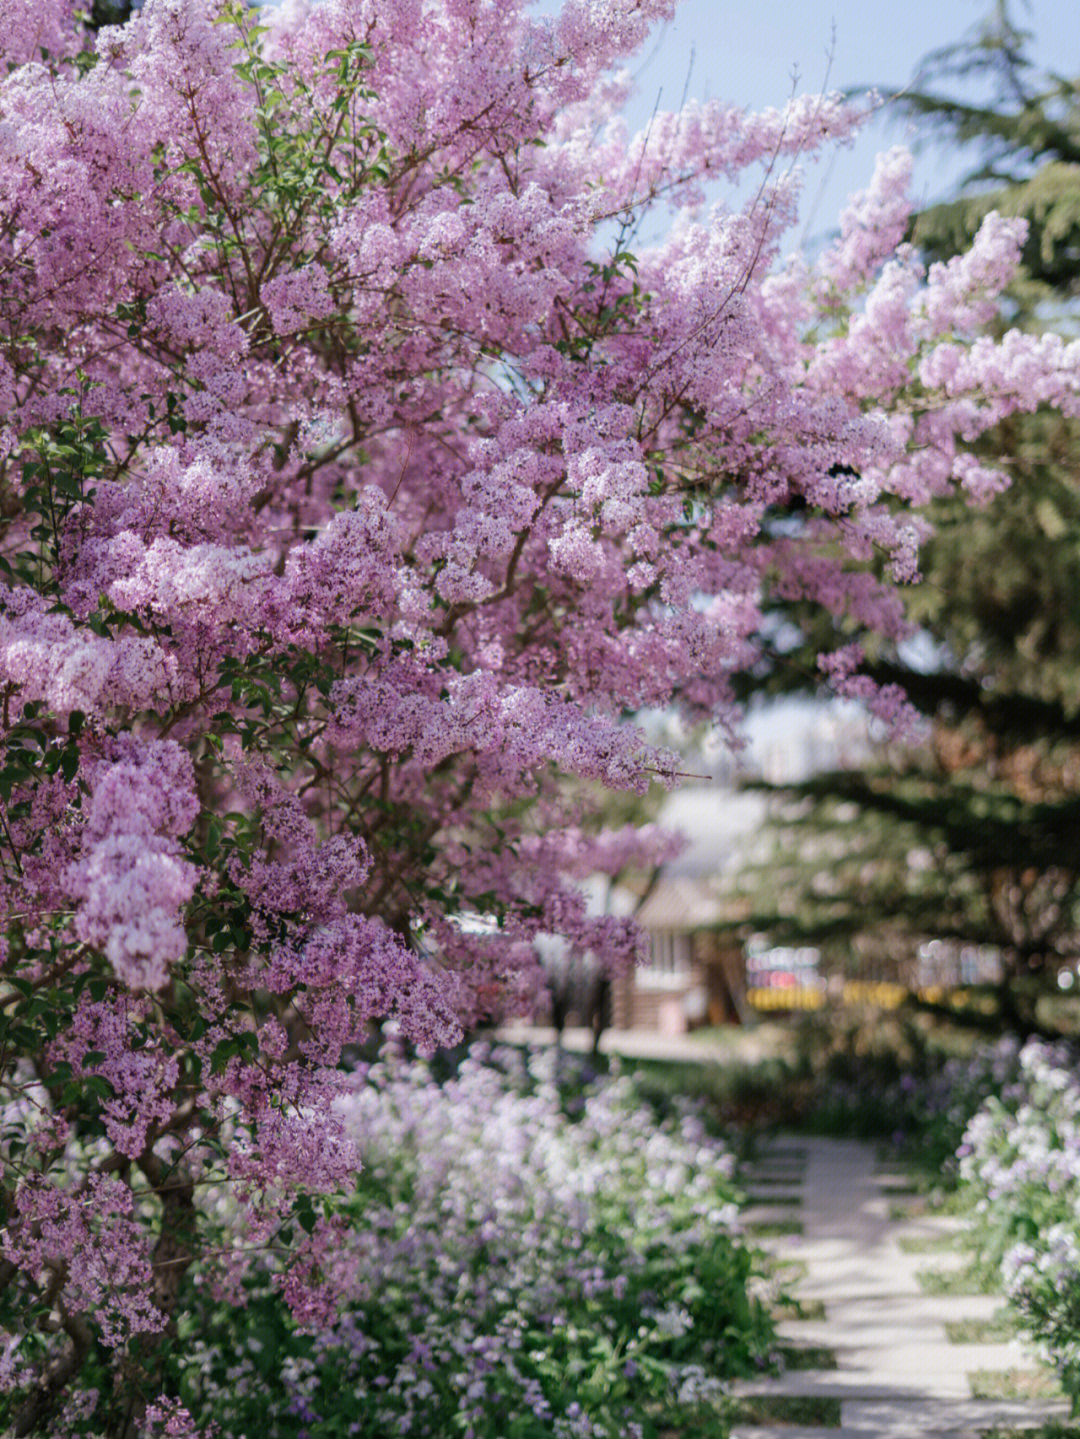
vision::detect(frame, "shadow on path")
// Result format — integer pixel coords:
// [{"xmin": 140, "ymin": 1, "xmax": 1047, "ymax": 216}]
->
[{"xmin": 732, "ymin": 1136, "xmax": 1068, "ymax": 1438}]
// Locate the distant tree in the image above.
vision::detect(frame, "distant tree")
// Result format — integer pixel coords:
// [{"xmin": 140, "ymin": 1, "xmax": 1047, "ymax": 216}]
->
[
  {"xmin": 729, "ymin": 2, "xmax": 1080, "ymax": 1031},
  {"xmin": 902, "ymin": 0, "xmax": 1080, "ymax": 316},
  {"xmin": 80, "ymin": 1, "xmax": 142, "ymax": 29}
]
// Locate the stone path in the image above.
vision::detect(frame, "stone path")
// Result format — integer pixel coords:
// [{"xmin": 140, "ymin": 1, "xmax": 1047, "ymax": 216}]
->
[
  {"xmin": 496, "ymin": 1021, "xmax": 780, "ymax": 1065},
  {"xmin": 730, "ymin": 1135, "xmax": 1070, "ymax": 1439}
]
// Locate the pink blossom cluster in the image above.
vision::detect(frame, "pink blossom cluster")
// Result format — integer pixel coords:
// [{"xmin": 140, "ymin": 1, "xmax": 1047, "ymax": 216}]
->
[
  {"xmin": 0, "ymin": 0, "xmax": 78, "ymax": 68},
  {"xmin": 49, "ymin": 993, "xmax": 180, "ymax": 1157},
  {"xmin": 64, "ymin": 738, "xmax": 199, "ymax": 991},
  {"xmin": 0, "ymin": 590, "xmax": 175, "ymax": 716},
  {"xmin": 2, "ymin": 1173, "xmax": 164, "ymax": 1350}
]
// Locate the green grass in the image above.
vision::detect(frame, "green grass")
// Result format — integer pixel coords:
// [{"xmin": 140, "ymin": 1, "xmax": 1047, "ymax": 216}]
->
[
  {"xmin": 890, "ymin": 1190, "xmax": 973, "ymax": 1222},
  {"xmin": 622, "ymin": 1052, "xmax": 807, "ymax": 1133},
  {"xmin": 930, "ymin": 1188, "xmax": 973, "ymax": 1215},
  {"xmin": 728, "ymin": 1394, "xmax": 842, "ymax": 1427},
  {"xmin": 772, "ymin": 1296, "xmax": 827, "ymax": 1322},
  {"xmin": 946, "ymin": 1312, "xmax": 1017, "ymax": 1344},
  {"xmin": 746, "ymin": 1218, "xmax": 805, "ymax": 1238},
  {"xmin": 898, "ymin": 1232, "xmax": 967, "ymax": 1255},
  {"xmin": 969, "ymin": 1369, "xmax": 1062, "ymax": 1401},
  {"xmin": 777, "ymin": 1343, "xmax": 838, "ymax": 1371},
  {"xmin": 743, "ymin": 1190, "xmax": 802, "ymax": 1206},
  {"xmin": 763, "ymin": 1256, "xmax": 809, "ymax": 1284},
  {"xmin": 890, "ymin": 1200, "xmax": 924, "ymax": 1221},
  {"xmin": 917, "ymin": 1264, "xmax": 999, "ymax": 1296}
]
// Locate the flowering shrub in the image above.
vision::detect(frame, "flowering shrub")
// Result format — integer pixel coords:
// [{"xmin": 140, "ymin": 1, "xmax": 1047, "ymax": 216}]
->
[
  {"xmin": 811, "ymin": 1022, "xmax": 1022, "ymax": 1173},
  {"xmin": 731, "ymin": 1010, "xmax": 1021, "ymax": 1170},
  {"xmin": 3, "ymin": 0, "xmax": 1080, "ymax": 1428},
  {"xmin": 149, "ymin": 1044, "xmax": 769, "ymax": 1439},
  {"xmin": 961, "ymin": 1039, "xmax": 1080, "ymax": 1411},
  {"xmin": 881, "ymin": 1036, "xmax": 1025, "ymax": 1173}
]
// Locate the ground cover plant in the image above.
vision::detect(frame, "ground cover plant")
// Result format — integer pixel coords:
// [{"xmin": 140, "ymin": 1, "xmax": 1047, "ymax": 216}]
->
[
  {"xmin": 152, "ymin": 1042, "xmax": 778, "ymax": 1438},
  {"xmin": 633, "ymin": 1009, "xmax": 1023, "ymax": 1179},
  {"xmin": 945, "ymin": 1312, "xmax": 1017, "ymax": 1344},
  {"xmin": 961, "ymin": 1039, "xmax": 1080, "ymax": 1416},
  {"xmin": 915, "ymin": 1263, "xmax": 999, "ymax": 1297},
  {"xmin": 983, "ymin": 1427, "xmax": 1080, "ymax": 1439},
  {"xmin": 775, "ymin": 1343, "xmax": 838, "ymax": 1371},
  {"xmin": 3, "ymin": 0, "xmax": 1080, "ymax": 1431},
  {"xmin": 968, "ymin": 1369, "xmax": 1063, "ymax": 1402},
  {"xmin": 726, "ymin": 1394, "xmax": 842, "ymax": 1428}
]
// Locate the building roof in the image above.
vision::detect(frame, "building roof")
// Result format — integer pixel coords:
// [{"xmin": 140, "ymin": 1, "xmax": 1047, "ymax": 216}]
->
[
  {"xmin": 658, "ymin": 786, "xmax": 770, "ymax": 880},
  {"xmin": 635, "ymin": 875, "xmax": 727, "ymax": 931}
]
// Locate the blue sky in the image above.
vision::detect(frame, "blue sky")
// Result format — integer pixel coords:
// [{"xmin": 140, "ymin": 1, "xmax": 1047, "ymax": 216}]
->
[{"xmin": 618, "ymin": 0, "xmax": 1080, "ymax": 251}]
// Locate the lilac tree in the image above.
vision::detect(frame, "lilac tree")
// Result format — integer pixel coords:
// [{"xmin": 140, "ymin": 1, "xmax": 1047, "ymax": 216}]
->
[{"xmin": 0, "ymin": 0, "xmax": 1077, "ymax": 1429}]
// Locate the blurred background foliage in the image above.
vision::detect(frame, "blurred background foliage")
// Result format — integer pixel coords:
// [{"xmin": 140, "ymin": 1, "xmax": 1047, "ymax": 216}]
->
[{"xmin": 729, "ymin": 0, "xmax": 1080, "ymax": 1034}]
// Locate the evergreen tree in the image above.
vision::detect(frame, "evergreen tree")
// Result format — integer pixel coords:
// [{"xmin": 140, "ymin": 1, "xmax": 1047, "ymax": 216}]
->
[
  {"xmin": 903, "ymin": 0, "xmax": 1080, "ymax": 317},
  {"xmin": 732, "ymin": 3, "xmax": 1080, "ymax": 1030}
]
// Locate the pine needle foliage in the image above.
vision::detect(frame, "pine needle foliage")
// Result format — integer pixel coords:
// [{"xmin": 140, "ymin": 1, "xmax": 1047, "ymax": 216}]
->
[{"xmin": 732, "ymin": 3, "xmax": 1080, "ymax": 1027}]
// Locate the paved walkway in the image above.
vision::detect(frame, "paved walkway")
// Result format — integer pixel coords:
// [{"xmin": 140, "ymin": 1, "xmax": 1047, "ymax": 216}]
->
[
  {"xmin": 731, "ymin": 1136, "xmax": 1069, "ymax": 1439},
  {"xmin": 495, "ymin": 1022, "xmax": 778, "ymax": 1064}
]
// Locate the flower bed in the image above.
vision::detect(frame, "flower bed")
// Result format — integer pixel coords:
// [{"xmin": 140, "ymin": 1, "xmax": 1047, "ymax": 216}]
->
[
  {"xmin": 960, "ymin": 1039, "xmax": 1080, "ymax": 1413},
  {"xmin": 167, "ymin": 1045, "xmax": 773, "ymax": 1438}
]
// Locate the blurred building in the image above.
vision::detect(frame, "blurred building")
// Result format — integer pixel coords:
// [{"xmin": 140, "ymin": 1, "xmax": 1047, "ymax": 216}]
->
[{"xmin": 612, "ymin": 703, "xmax": 871, "ymax": 1034}]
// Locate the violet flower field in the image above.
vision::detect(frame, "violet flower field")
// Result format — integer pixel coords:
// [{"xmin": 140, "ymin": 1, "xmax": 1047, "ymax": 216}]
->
[
  {"xmin": 960, "ymin": 1039, "xmax": 1080, "ymax": 1416},
  {"xmin": 154, "ymin": 1045, "xmax": 775, "ymax": 1439}
]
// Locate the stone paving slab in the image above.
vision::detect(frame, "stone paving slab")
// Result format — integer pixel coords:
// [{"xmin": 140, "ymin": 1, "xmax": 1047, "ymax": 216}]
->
[
  {"xmin": 732, "ymin": 1371, "xmax": 968, "ymax": 1400},
  {"xmin": 774, "ymin": 1317, "xmax": 1028, "ymax": 1351},
  {"xmin": 742, "ymin": 1167, "xmax": 807, "ymax": 1184},
  {"xmin": 781, "ymin": 1292, "xmax": 1009, "ymax": 1327},
  {"xmin": 730, "ymin": 1427, "xmax": 1057, "ymax": 1439},
  {"xmin": 790, "ymin": 1253, "xmax": 974, "ymax": 1300},
  {"xmin": 735, "ymin": 1345, "xmax": 1048, "ymax": 1401},
  {"xmin": 738, "ymin": 1136, "xmax": 1067, "ymax": 1437},
  {"xmin": 891, "ymin": 1215, "xmax": 971, "ymax": 1237},
  {"xmin": 791, "ymin": 1243, "xmax": 971, "ymax": 1269},
  {"xmin": 943, "ymin": 1339, "xmax": 1045, "ymax": 1369},
  {"xmin": 842, "ymin": 1395, "xmax": 1069, "ymax": 1432},
  {"xmin": 730, "ymin": 1428, "xmax": 868, "ymax": 1439},
  {"xmin": 730, "ymin": 1394, "xmax": 1068, "ymax": 1435},
  {"xmin": 792, "ymin": 1268, "xmax": 940, "ymax": 1300},
  {"xmin": 727, "ymin": 1428, "xmax": 1058, "ymax": 1439}
]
